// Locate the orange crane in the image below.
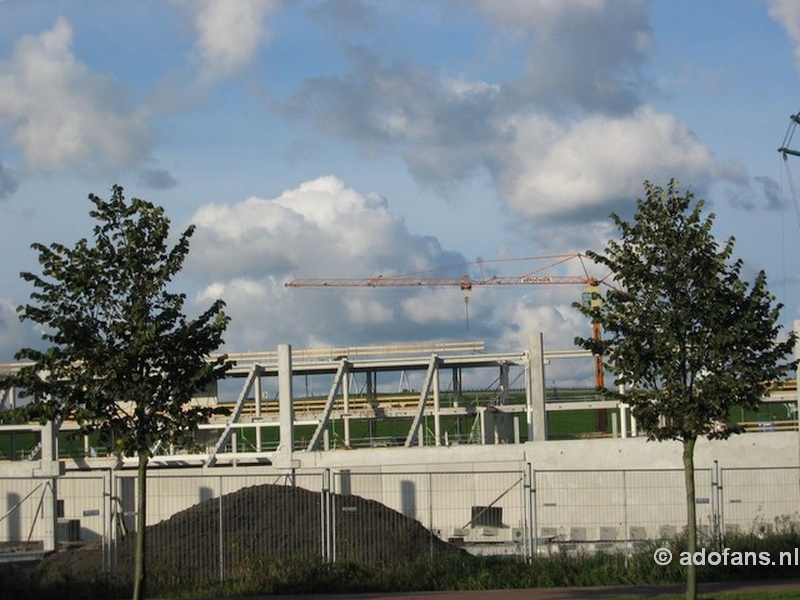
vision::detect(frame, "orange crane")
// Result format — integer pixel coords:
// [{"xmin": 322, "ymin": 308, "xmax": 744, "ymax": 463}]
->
[
  {"xmin": 285, "ymin": 253, "xmax": 592, "ymax": 289},
  {"xmin": 285, "ymin": 253, "xmax": 606, "ymax": 389}
]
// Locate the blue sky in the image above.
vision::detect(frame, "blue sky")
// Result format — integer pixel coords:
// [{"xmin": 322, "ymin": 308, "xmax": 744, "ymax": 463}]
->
[{"xmin": 1, "ymin": 0, "xmax": 800, "ymax": 387}]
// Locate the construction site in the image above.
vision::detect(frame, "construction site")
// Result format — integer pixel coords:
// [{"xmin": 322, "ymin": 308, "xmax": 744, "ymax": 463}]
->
[
  {"xmin": 0, "ymin": 321, "xmax": 798, "ymax": 571},
  {"xmin": 0, "ymin": 254, "xmax": 798, "ymax": 589}
]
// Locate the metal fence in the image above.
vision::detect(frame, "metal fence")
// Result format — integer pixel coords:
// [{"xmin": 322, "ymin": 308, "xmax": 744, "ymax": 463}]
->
[{"xmin": 2, "ymin": 463, "xmax": 799, "ymax": 589}]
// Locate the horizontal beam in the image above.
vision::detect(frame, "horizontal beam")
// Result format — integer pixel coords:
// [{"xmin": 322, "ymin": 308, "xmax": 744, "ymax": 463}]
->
[{"xmin": 285, "ymin": 274, "xmax": 590, "ymax": 288}]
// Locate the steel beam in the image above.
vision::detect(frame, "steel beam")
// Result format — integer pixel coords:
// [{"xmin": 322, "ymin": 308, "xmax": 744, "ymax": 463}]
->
[
  {"xmin": 306, "ymin": 359, "xmax": 348, "ymax": 451},
  {"xmin": 404, "ymin": 355, "xmax": 439, "ymax": 447},
  {"xmin": 205, "ymin": 364, "xmax": 260, "ymax": 467}
]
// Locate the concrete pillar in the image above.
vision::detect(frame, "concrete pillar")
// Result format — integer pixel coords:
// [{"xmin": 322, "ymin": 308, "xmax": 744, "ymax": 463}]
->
[
  {"xmin": 529, "ymin": 333, "xmax": 547, "ymax": 442},
  {"xmin": 499, "ymin": 363, "xmax": 510, "ymax": 405},
  {"xmin": 40, "ymin": 422, "xmax": 59, "ymax": 552},
  {"xmin": 277, "ymin": 344, "xmax": 294, "ymax": 466},
  {"xmin": 620, "ymin": 402, "xmax": 628, "ymax": 439},
  {"xmin": 343, "ymin": 370, "xmax": 351, "ymax": 448},
  {"xmin": 433, "ymin": 367, "xmax": 441, "ymax": 446},
  {"xmin": 452, "ymin": 368, "xmax": 461, "ymax": 407},
  {"xmin": 254, "ymin": 368, "xmax": 262, "ymax": 451},
  {"xmin": 478, "ymin": 407, "xmax": 489, "ymax": 444}
]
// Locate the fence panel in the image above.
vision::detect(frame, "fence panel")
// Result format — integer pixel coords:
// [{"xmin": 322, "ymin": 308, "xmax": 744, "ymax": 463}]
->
[
  {"xmin": 534, "ymin": 470, "xmax": 627, "ymax": 552},
  {"xmin": 333, "ymin": 468, "xmax": 527, "ymax": 563},
  {"xmin": 429, "ymin": 469, "xmax": 526, "ymax": 556},
  {"xmin": 533, "ymin": 468, "xmax": 713, "ymax": 552},
  {"xmin": 8, "ymin": 462, "xmax": 798, "ymax": 593},
  {"xmin": 720, "ymin": 466, "xmax": 800, "ymax": 537},
  {"xmin": 109, "ymin": 470, "xmax": 325, "ymax": 590},
  {"xmin": 622, "ymin": 469, "xmax": 706, "ymax": 541},
  {"xmin": 0, "ymin": 477, "xmax": 50, "ymax": 551},
  {"xmin": 57, "ymin": 474, "xmax": 108, "ymax": 544}
]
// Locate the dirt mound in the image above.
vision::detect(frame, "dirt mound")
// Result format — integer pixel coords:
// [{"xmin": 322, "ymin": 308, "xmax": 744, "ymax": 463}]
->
[{"xmin": 33, "ymin": 483, "xmax": 454, "ymax": 590}]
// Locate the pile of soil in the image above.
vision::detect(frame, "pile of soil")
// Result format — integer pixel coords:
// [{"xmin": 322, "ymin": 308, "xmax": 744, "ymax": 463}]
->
[{"xmin": 32, "ymin": 483, "xmax": 456, "ymax": 590}]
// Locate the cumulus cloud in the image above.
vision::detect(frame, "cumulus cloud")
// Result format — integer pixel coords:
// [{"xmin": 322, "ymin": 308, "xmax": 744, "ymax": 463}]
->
[
  {"xmin": 0, "ymin": 17, "xmax": 152, "ymax": 173},
  {"xmin": 294, "ymin": 52, "xmax": 500, "ymax": 177},
  {"xmin": 768, "ymin": 0, "xmax": 800, "ymax": 71},
  {"xmin": 499, "ymin": 107, "xmax": 730, "ymax": 220},
  {"xmin": 495, "ymin": 299, "xmax": 599, "ymax": 387},
  {"xmin": 184, "ymin": 176, "xmax": 608, "ymax": 352},
  {"xmin": 291, "ymin": 3, "xmax": 728, "ymax": 222},
  {"xmin": 176, "ymin": 0, "xmax": 280, "ymax": 82},
  {"xmin": 186, "ymin": 176, "xmax": 470, "ymax": 350},
  {"xmin": 477, "ymin": 0, "xmax": 652, "ymax": 113}
]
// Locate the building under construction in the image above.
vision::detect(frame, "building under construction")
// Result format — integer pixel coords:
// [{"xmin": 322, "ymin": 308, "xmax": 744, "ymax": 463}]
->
[{"xmin": 0, "ymin": 329, "xmax": 798, "ymax": 565}]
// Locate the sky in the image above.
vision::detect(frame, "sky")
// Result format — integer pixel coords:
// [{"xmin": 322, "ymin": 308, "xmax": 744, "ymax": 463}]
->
[{"xmin": 1, "ymin": 0, "xmax": 800, "ymax": 388}]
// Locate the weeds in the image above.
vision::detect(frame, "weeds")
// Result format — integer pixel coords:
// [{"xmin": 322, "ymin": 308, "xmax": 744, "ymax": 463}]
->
[{"xmin": 9, "ymin": 530, "xmax": 800, "ymax": 599}]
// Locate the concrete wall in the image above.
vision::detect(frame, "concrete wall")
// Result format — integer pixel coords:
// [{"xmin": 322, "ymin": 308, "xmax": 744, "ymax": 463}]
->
[{"xmin": 1, "ymin": 431, "xmax": 796, "ymax": 552}]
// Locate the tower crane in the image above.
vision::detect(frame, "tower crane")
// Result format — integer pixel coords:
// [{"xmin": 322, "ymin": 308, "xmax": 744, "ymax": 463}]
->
[
  {"xmin": 285, "ymin": 253, "xmax": 607, "ymax": 389},
  {"xmin": 778, "ymin": 111, "xmax": 800, "ymax": 227}
]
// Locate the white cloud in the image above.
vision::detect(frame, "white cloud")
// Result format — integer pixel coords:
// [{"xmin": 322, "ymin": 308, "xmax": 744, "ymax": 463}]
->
[
  {"xmin": 177, "ymin": 0, "xmax": 280, "ymax": 82},
  {"xmin": 186, "ymin": 176, "xmax": 468, "ymax": 350},
  {"xmin": 344, "ymin": 297, "xmax": 394, "ymax": 324},
  {"xmin": 291, "ymin": 2, "xmax": 731, "ymax": 223},
  {"xmin": 768, "ymin": 0, "xmax": 800, "ymax": 71},
  {"xmin": 0, "ymin": 296, "xmax": 42, "ymax": 362},
  {"xmin": 478, "ymin": 0, "xmax": 652, "ymax": 112},
  {"xmin": 185, "ymin": 175, "xmax": 610, "ymax": 352},
  {"xmin": 495, "ymin": 300, "xmax": 599, "ymax": 387},
  {"xmin": 0, "ymin": 17, "xmax": 152, "ymax": 173},
  {"xmin": 187, "ymin": 175, "xmax": 438, "ymax": 280},
  {"xmin": 498, "ymin": 107, "xmax": 730, "ymax": 220},
  {"xmin": 401, "ymin": 288, "xmax": 470, "ymax": 325}
]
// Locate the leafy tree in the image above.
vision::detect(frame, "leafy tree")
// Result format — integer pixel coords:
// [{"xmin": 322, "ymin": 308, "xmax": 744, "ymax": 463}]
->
[
  {"xmin": 4, "ymin": 186, "xmax": 231, "ymax": 600},
  {"xmin": 574, "ymin": 180, "xmax": 796, "ymax": 600}
]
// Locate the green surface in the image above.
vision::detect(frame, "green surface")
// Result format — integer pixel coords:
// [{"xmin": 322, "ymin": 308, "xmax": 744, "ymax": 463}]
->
[{"xmin": 0, "ymin": 392, "xmax": 793, "ymax": 459}]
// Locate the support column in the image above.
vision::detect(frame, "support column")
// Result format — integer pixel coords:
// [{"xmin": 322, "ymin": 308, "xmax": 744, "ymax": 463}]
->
[
  {"xmin": 499, "ymin": 363, "xmax": 510, "ymax": 405},
  {"xmin": 620, "ymin": 401, "xmax": 628, "ymax": 439},
  {"xmin": 254, "ymin": 369, "xmax": 262, "ymax": 452},
  {"xmin": 343, "ymin": 371, "xmax": 351, "ymax": 448},
  {"xmin": 277, "ymin": 344, "xmax": 294, "ymax": 467},
  {"xmin": 40, "ymin": 422, "xmax": 59, "ymax": 552},
  {"xmin": 529, "ymin": 333, "xmax": 547, "ymax": 442},
  {"xmin": 433, "ymin": 366, "xmax": 441, "ymax": 446},
  {"xmin": 452, "ymin": 368, "xmax": 461, "ymax": 407}
]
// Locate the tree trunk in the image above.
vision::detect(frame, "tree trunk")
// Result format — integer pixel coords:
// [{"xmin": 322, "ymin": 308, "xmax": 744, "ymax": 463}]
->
[
  {"xmin": 683, "ymin": 436, "xmax": 697, "ymax": 600},
  {"xmin": 132, "ymin": 452, "xmax": 148, "ymax": 600}
]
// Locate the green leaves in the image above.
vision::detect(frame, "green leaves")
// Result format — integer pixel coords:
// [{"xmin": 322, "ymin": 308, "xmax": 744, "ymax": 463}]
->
[
  {"xmin": 575, "ymin": 179, "xmax": 796, "ymax": 443},
  {"xmin": 8, "ymin": 185, "xmax": 231, "ymax": 458}
]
